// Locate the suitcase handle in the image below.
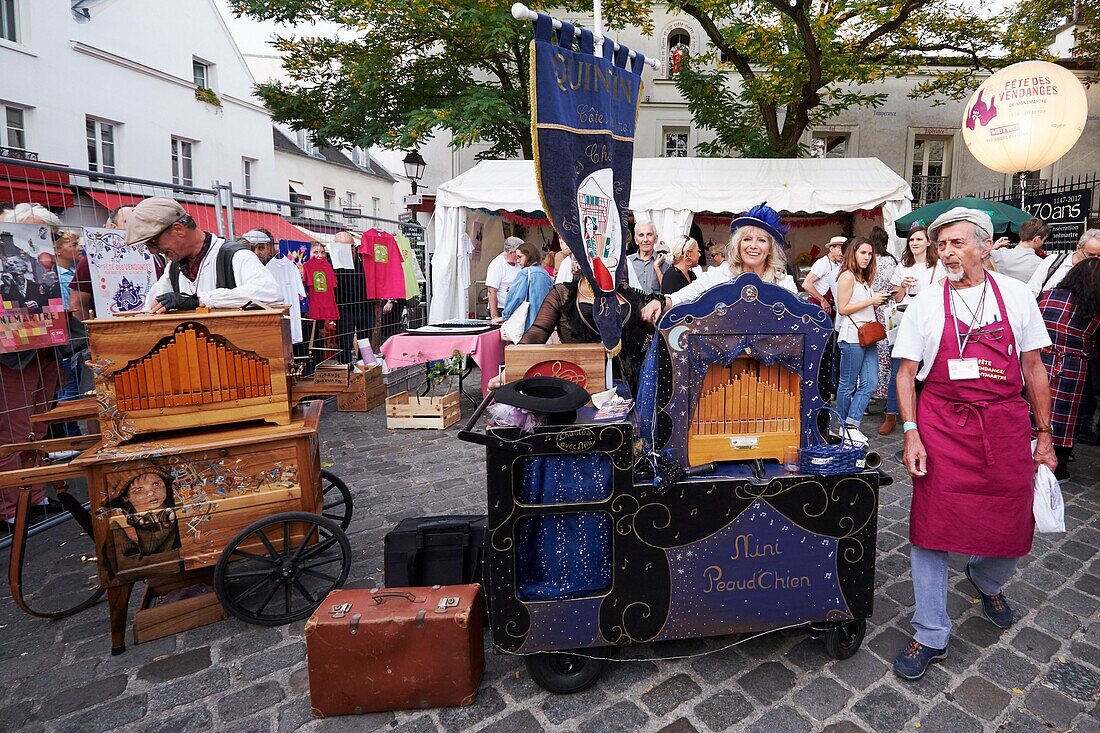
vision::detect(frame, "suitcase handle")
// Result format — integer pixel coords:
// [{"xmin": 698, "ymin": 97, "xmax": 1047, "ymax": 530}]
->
[{"xmin": 372, "ymin": 591, "xmax": 424, "ymax": 604}]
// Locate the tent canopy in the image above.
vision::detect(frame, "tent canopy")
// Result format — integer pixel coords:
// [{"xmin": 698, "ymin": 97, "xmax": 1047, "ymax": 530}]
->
[
  {"xmin": 435, "ymin": 157, "xmax": 911, "ymax": 215},
  {"xmin": 430, "ymin": 158, "xmax": 913, "ymax": 322}
]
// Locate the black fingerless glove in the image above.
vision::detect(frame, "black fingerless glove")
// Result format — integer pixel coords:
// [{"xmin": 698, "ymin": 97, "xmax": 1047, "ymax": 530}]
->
[{"xmin": 155, "ymin": 292, "xmax": 200, "ymax": 311}]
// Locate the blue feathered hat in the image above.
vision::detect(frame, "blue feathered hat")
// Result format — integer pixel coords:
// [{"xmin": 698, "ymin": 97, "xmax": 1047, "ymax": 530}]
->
[{"xmin": 730, "ymin": 203, "xmax": 789, "ymax": 248}]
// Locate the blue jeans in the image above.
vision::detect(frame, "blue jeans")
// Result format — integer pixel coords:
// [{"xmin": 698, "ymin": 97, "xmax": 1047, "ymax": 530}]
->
[
  {"xmin": 910, "ymin": 546, "xmax": 1018, "ymax": 648},
  {"xmin": 886, "ymin": 357, "xmax": 901, "ymax": 415},
  {"xmin": 836, "ymin": 341, "xmax": 878, "ymax": 426}
]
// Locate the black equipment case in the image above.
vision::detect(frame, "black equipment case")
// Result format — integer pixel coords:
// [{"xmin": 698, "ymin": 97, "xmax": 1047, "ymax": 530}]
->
[{"xmin": 384, "ymin": 516, "xmax": 488, "ymax": 595}]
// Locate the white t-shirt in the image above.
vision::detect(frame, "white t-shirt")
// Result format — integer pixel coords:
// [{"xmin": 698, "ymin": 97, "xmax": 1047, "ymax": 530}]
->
[
  {"xmin": 485, "ymin": 252, "xmax": 521, "ymax": 301},
  {"xmin": 668, "ymin": 262, "xmax": 797, "ymax": 306},
  {"xmin": 555, "ymin": 255, "xmax": 574, "ymax": 284},
  {"xmin": 990, "ymin": 245, "xmax": 1042, "ymax": 283},
  {"xmin": 266, "ymin": 256, "xmax": 307, "ymax": 343},
  {"xmin": 1026, "ymin": 253, "xmax": 1073, "ymax": 296},
  {"xmin": 889, "ymin": 261, "xmax": 944, "ymax": 306},
  {"xmin": 892, "ymin": 271, "xmax": 1051, "ymax": 380},
  {"xmin": 808, "ymin": 255, "xmax": 840, "ymax": 298},
  {"xmin": 837, "ymin": 279, "xmax": 877, "ymax": 344}
]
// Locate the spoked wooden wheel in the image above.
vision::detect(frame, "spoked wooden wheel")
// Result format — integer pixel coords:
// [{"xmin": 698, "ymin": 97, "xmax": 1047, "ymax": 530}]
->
[
  {"xmin": 214, "ymin": 512, "xmax": 350, "ymax": 626},
  {"xmin": 319, "ymin": 470, "xmax": 353, "ymax": 530}
]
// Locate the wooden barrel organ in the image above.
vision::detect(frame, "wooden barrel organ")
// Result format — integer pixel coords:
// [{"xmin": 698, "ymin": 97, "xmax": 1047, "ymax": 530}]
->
[{"xmin": 86, "ymin": 310, "xmax": 292, "ymax": 446}]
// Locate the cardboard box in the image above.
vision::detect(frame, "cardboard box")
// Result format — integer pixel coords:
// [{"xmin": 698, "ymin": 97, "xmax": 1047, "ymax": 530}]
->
[{"xmin": 337, "ymin": 365, "xmax": 385, "ymax": 412}]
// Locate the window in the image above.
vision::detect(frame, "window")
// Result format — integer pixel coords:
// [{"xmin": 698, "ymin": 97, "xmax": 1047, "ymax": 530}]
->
[
  {"xmin": 663, "ymin": 126, "xmax": 689, "ymax": 157},
  {"xmin": 351, "ymin": 147, "xmax": 369, "ymax": 168},
  {"xmin": 242, "ymin": 158, "xmax": 253, "ymax": 196},
  {"xmin": 3, "ymin": 105, "xmax": 26, "ymax": 152},
  {"xmin": 911, "ymin": 135, "xmax": 952, "ymax": 207},
  {"xmin": 296, "ymin": 130, "xmax": 319, "ymax": 156},
  {"xmin": 1, "ymin": 0, "xmax": 18, "ymax": 43},
  {"xmin": 193, "ymin": 59, "xmax": 209, "ymax": 89},
  {"xmin": 171, "ymin": 137, "xmax": 193, "ymax": 186},
  {"xmin": 85, "ymin": 117, "xmax": 116, "ymax": 174},
  {"xmin": 345, "ymin": 191, "xmax": 357, "ymax": 209},
  {"xmin": 811, "ymin": 131, "xmax": 849, "ymax": 159},
  {"xmin": 323, "ymin": 190, "xmax": 336, "ymax": 221},
  {"xmin": 666, "ymin": 29, "xmax": 690, "ymax": 77},
  {"xmin": 371, "ymin": 197, "xmax": 380, "ymax": 219}
]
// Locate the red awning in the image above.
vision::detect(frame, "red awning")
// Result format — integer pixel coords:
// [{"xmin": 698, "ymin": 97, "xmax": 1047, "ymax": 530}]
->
[
  {"xmin": 0, "ymin": 160, "xmax": 75, "ymax": 208},
  {"xmin": 83, "ymin": 191, "xmax": 315, "ymax": 242}
]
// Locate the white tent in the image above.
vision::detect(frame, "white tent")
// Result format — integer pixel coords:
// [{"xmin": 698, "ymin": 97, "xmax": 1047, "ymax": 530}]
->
[{"xmin": 430, "ymin": 157, "xmax": 912, "ymax": 322}]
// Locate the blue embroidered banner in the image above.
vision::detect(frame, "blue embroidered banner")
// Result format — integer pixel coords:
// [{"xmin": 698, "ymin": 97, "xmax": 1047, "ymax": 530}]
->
[{"xmin": 529, "ymin": 13, "xmax": 645, "ymax": 351}]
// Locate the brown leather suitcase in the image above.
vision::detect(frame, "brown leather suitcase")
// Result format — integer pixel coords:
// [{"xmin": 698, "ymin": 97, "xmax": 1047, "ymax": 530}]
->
[{"xmin": 305, "ymin": 585, "xmax": 484, "ymax": 716}]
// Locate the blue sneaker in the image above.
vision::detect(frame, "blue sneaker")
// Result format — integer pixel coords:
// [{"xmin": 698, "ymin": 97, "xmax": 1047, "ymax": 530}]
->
[
  {"xmin": 965, "ymin": 564, "xmax": 1013, "ymax": 629},
  {"xmin": 893, "ymin": 639, "xmax": 948, "ymax": 680}
]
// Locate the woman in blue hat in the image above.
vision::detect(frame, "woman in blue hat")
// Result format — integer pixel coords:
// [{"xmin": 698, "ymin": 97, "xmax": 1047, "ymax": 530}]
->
[{"xmin": 642, "ymin": 204, "xmax": 796, "ymax": 323}]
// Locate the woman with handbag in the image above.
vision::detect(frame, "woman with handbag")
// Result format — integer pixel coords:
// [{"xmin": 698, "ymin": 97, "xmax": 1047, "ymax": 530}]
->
[
  {"xmin": 502, "ymin": 241, "xmax": 554, "ymax": 337},
  {"xmin": 836, "ymin": 237, "xmax": 889, "ymax": 444}
]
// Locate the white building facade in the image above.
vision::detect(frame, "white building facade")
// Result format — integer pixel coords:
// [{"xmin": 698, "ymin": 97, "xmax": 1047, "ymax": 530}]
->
[
  {"xmin": 0, "ymin": 0, "xmax": 279, "ymax": 197},
  {"xmin": 411, "ymin": 8, "xmax": 1098, "ymax": 209}
]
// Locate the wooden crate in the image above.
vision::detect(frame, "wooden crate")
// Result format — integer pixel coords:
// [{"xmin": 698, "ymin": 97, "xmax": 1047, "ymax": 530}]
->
[
  {"xmin": 133, "ymin": 570, "xmax": 227, "ymax": 645},
  {"xmin": 337, "ymin": 365, "xmax": 385, "ymax": 412},
  {"xmin": 386, "ymin": 391, "xmax": 460, "ymax": 430},
  {"xmin": 312, "ymin": 363, "xmax": 354, "ymax": 387},
  {"xmin": 504, "ymin": 344, "xmax": 606, "ymax": 395}
]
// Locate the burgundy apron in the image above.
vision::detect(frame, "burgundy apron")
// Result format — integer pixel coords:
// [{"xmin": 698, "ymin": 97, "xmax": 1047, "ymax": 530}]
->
[{"xmin": 911, "ymin": 277, "xmax": 1034, "ymax": 557}]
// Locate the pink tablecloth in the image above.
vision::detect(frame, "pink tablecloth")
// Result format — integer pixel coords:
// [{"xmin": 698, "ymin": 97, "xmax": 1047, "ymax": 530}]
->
[{"xmin": 380, "ymin": 330, "xmax": 505, "ymax": 395}]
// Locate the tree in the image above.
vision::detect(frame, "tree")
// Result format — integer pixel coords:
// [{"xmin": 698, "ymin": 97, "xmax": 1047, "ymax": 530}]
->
[
  {"xmin": 229, "ymin": 0, "xmax": 536, "ymax": 159},
  {"xmin": 601, "ymin": 0, "xmax": 1094, "ymax": 158}
]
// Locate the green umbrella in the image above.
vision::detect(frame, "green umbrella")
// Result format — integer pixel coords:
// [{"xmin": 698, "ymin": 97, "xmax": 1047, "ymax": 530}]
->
[{"xmin": 895, "ymin": 197, "xmax": 1033, "ymax": 237}]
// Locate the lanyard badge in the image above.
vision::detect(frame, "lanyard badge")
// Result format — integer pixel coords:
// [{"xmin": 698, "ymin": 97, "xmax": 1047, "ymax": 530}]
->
[{"xmin": 947, "ymin": 281, "xmax": 988, "ymax": 381}]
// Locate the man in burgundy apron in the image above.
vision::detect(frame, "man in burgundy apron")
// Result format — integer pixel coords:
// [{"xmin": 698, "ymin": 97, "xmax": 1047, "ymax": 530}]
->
[{"xmin": 891, "ymin": 208, "xmax": 1056, "ymax": 681}]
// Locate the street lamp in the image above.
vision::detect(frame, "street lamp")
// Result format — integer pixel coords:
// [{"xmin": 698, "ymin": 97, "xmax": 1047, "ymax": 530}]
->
[{"xmin": 402, "ymin": 150, "xmax": 426, "ymax": 195}]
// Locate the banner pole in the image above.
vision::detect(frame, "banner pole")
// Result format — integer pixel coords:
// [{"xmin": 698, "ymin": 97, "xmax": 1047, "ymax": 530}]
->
[
  {"xmin": 510, "ymin": 3, "xmax": 661, "ymax": 70},
  {"xmin": 593, "ymin": 0, "xmax": 603, "ymax": 54}
]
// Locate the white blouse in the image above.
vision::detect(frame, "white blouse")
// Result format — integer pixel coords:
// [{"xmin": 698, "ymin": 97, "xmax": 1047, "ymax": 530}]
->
[{"xmin": 837, "ymin": 279, "xmax": 876, "ymax": 344}]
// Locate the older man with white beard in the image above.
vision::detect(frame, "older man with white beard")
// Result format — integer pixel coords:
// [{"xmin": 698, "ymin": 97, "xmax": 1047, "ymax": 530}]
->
[{"xmin": 890, "ymin": 207, "xmax": 1055, "ymax": 681}]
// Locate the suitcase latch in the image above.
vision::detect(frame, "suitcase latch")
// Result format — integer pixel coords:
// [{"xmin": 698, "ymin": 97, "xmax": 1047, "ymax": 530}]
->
[
  {"xmin": 330, "ymin": 602, "xmax": 354, "ymax": 619},
  {"xmin": 437, "ymin": 596, "xmax": 460, "ymax": 611}
]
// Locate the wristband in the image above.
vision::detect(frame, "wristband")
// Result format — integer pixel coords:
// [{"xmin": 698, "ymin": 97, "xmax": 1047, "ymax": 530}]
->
[
  {"xmin": 902, "ymin": 421, "xmax": 918, "ymax": 433},
  {"xmin": 1034, "ymin": 426, "xmax": 1052, "ymax": 433}
]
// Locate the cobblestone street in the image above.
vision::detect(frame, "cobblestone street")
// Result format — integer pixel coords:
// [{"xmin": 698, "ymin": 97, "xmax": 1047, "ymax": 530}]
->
[{"xmin": 1, "ymin": 393, "xmax": 1098, "ymax": 733}]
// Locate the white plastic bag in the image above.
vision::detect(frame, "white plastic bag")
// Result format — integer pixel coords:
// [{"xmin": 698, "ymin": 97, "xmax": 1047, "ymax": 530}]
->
[{"xmin": 1032, "ymin": 462, "xmax": 1065, "ymax": 534}]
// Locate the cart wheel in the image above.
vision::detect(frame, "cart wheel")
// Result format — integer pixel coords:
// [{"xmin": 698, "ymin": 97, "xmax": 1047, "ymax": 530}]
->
[
  {"xmin": 320, "ymin": 470, "xmax": 353, "ymax": 530},
  {"xmin": 525, "ymin": 652, "xmax": 607, "ymax": 694},
  {"xmin": 823, "ymin": 619, "xmax": 866, "ymax": 660},
  {"xmin": 214, "ymin": 512, "xmax": 350, "ymax": 626}
]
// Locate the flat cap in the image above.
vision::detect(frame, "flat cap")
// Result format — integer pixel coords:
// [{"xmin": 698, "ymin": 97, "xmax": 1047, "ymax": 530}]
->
[
  {"xmin": 125, "ymin": 197, "xmax": 187, "ymax": 245},
  {"xmin": 502, "ymin": 236, "xmax": 523, "ymax": 252},
  {"xmin": 927, "ymin": 207, "xmax": 994, "ymax": 243}
]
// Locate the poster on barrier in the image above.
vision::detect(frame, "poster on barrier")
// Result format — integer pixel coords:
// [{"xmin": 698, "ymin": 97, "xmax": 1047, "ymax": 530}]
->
[
  {"xmin": 0, "ymin": 222, "xmax": 68, "ymax": 352},
  {"xmin": 83, "ymin": 227, "xmax": 158, "ymax": 318}
]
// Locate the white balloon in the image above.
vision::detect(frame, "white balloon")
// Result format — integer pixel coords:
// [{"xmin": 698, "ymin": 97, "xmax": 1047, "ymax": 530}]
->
[{"xmin": 961, "ymin": 61, "xmax": 1088, "ymax": 174}]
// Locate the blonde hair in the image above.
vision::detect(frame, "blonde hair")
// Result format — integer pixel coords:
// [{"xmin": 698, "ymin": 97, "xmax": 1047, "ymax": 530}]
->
[
  {"xmin": 671, "ymin": 235, "xmax": 698, "ymax": 264},
  {"xmin": 726, "ymin": 226, "xmax": 787, "ymax": 284}
]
